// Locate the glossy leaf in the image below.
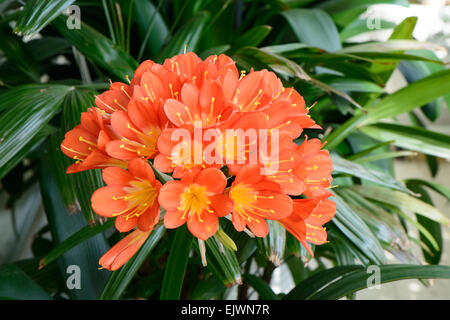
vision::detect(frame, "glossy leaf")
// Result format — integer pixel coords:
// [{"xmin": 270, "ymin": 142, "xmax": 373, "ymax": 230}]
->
[
  {"xmin": 305, "ymin": 265, "xmax": 450, "ymax": 300},
  {"xmin": 0, "ymin": 85, "xmax": 71, "ymax": 179},
  {"xmin": 40, "ymin": 220, "xmax": 115, "ymax": 269},
  {"xmin": 52, "ymin": 16, "xmax": 138, "ymax": 81},
  {"xmin": 39, "ymin": 156, "xmax": 110, "ymax": 299},
  {"xmin": 158, "ymin": 11, "xmax": 210, "ymax": 60},
  {"xmin": 350, "ymin": 185, "xmax": 450, "ymax": 226},
  {"xmin": 360, "ymin": 123, "xmax": 450, "ymax": 159},
  {"xmin": 331, "ymin": 153, "xmax": 410, "ymax": 193},
  {"xmin": 15, "ymin": 0, "xmax": 75, "ymax": 36},
  {"xmin": 203, "ymin": 237, "xmax": 242, "ymax": 287},
  {"xmin": 244, "ymin": 274, "xmax": 278, "ymax": 300},
  {"xmin": 331, "ymin": 192, "xmax": 386, "ymax": 265},
  {"xmin": 0, "ymin": 264, "xmax": 51, "ymax": 300},
  {"xmin": 160, "ymin": 226, "xmax": 193, "ymax": 300},
  {"xmin": 282, "ymin": 8, "xmax": 342, "ymax": 52}
]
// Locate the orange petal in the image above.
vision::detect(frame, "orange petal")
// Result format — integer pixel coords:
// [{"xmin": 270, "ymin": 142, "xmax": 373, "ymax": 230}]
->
[
  {"xmin": 164, "ymin": 99, "xmax": 191, "ymax": 126},
  {"xmin": 187, "ymin": 210, "xmax": 218, "ymax": 240},
  {"xmin": 209, "ymin": 193, "xmax": 232, "ymax": 217},
  {"xmin": 164, "ymin": 209, "xmax": 185, "ymax": 229},
  {"xmin": 91, "ymin": 186, "xmax": 128, "ymax": 217},
  {"xmin": 99, "ymin": 229, "xmax": 151, "ymax": 271},
  {"xmin": 137, "ymin": 202, "xmax": 160, "ymax": 231},
  {"xmin": 115, "ymin": 215, "xmax": 138, "ymax": 232},
  {"xmin": 247, "ymin": 218, "xmax": 269, "ymax": 238},
  {"xmin": 158, "ymin": 180, "xmax": 185, "ymax": 211},
  {"xmin": 128, "ymin": 158, "xmax": 155, "ymax": 183},
  {"xmin": 102, "ymin": 167, "xmax": 133, "ymax": 186},
  {"xmin": 194, "ymin": 168, "xmax": 227, "ymax": 194}
]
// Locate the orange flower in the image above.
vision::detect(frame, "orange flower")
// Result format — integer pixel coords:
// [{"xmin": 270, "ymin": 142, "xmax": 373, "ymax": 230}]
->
[
  {"xmin": 60, "ymin": 107, "xmax": 127, "ymax": 173},
  {"xmin": 229, "ymin": 165, "xmax": 293, "ymax": 237},
  {"xmin": 91, "ymin": 158, "xmax": 161, "ymax": 232},
  {"xmin": 293, "ymin": 137, "xmax": 333, "ymax": 198},
  {"xmin": 94, "ymin": 81, "xmax": 131, "ymax": 116},
  {"xmin": 99, "ymin": 228, "xmax": 151, "ymax": 271},
  {"xmin": 280, "ymin": 195, "xmax": 336, "ymax": 256},
  {"xmin": 158, "ymin": 168, "xmax": 232, "ymax": 240}
]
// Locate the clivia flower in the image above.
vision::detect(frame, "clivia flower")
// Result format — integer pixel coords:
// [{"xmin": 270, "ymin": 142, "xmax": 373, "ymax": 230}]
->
[
  {"xmin": 229, "ymin": 165, "xmax": 293, "ymax": 237},
  {"xmin": 158, "ymin": 168, "xmax": 232, "ymax": 240},
  {"xmin": 280, "ymin": 195, "xmax": 336, "ymax": 256},
  {"xmin": 91, "ymin": 158, "xmax": 161, "ymax": 232},
  {"xmin": 61, "ymin": 51, "xmax": 336, "ymax": 270}
]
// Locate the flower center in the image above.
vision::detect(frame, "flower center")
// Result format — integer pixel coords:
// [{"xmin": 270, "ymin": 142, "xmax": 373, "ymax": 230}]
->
[
  {"xmin": 112, "ymin": 179, "xmax": 157, "ymax": 220},
  {"xmin": 178, "ymin": 184, "xmax": 212, "ymax": 222},
  {"xmin": 230, "ymin": 183, "xmax": 274, "ymax": 222}
]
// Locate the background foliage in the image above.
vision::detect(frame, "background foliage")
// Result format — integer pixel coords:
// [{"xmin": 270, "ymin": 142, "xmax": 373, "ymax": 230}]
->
[{"xmin": 1, "ymin": 0, "xmax": 450, "ymax": 300}]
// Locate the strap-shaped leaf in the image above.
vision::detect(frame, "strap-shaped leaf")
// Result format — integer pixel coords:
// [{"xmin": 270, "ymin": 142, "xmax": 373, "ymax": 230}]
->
[
  {"xmin": 0, "ymin": 84, "xmax": 71, "ymax": 179},
  {"xmin": 0, "ymin": 264, "xmax": 51, "ymax": 300},
  {"xmin": 350, "ymin": 185, "xmax": 450, "ymax": 226},
  {"xmin": 203, "ymin": 237, "xmax": 242, "ymax": 287},
  {"xmin": 53, "ymin": 16, "xmax": 138, "ymax": 81},
  {"xmin": 158, "ymin": 11, "xmax": 210, "ymax": 60},
  {"xmin": 100, "ymin": 225, "xmax": 165, "ymax": 300},
  {"xmin": 256, "ymin": 221, "xmax": 286, "ymax": 266},
  {"xmin": 330, "ymin": 192, "xmax": 386, "ymax": 265},
  {"xmin": 40, "ymin": 220, "xmax": 115, "ymax": 269},
  {"xmin": 306, "ymin": 265, "xmax": 450, "ymax": 300},
  {"xmin": 160, "ymin": 226, "xmax": 193, "ymax": 300},
  {"xmin": 284, "ymin": 265, "xmax": 363, "ymax": 300},
  {"xmin": 282, "ymin": 8, "xmax": 341, "ymax": 52},
  {"xmin": 15, "ymin": 0, "xmax": 75, "ymax": 36},
  {"xmin": 331, "ymin": 153, "xmax": 410, "ymax": 193},
  {"xmin": 360, "ymin": 123, "xmax": 450, "ymax": 159},
  {"xmin": 244, "ymin": 274, "xmax": 278, "ymax": 300},
  {"xmin": 39, "ymin": 156, "xmax": 110, "ymax": 299}
]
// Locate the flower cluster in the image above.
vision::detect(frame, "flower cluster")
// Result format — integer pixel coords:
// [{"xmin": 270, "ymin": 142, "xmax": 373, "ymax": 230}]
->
[{"xmin": 61, "ymin": 52, "xmax": 336, "ymax": 270}]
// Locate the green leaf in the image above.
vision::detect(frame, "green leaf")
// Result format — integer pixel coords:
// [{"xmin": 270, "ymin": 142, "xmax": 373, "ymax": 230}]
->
[
  {"xmin": 0, "ymin": 85, "xmax": 71, "ymax": 179},
  {"xmin": 158, "ymin": 11, "xmax": 210, "ymax": 60},
  {"xmin": 284, "ymin": 265, "xmax": 363, "ymax": 300},
  {"xmin": 39, "ymin": 220, "xmax": 115, "ymax": 269},
  {"xmin": 317, "ymin": 0, "xmax": 409, "ymax": 14},
  {"xmin": 0, "ymin": 125, "xmax": 54, "ymax": 182},
  {"xmin": 338, "ymin": 40, "xmax": 443, "ymax": 54},
  {"xmin": 256, "ymin": 220, "xmax": 286, "ymax": 266},
  {"xmin": 203, "ymin": 237, "xmax": 242, "ymax": 287},
  {"xmin": 134, "ymin": 0, "xmax": 169, "ymax": 58},
  {"xmin": 244, "ymin": 274, "xmax": 278, "ymax": 300},
  {"xmin": 331, "ymin": 192, "xmax": 386, "ymax": 264},
  {"xmin": 100, "ymin": 225, "xmax": 165, "ymax": 300},
  {"xmin": 234, "ymin": 25, "xmax": 272, "ymax": 50},
  {"xmin": 398, "ymin": 50, "xmax": 446, "ymax": 121},
  {"xmin": 304, "ymin": 265, "xmax": 450, "ymax": 300},
  {"xmin": 39, "ymin": 156, "xmax": 110, "ymax": 299},
  {"xmin": 15, "ymin": 0, "xmax": 75, "ymax": 36},
  {"xmin": 331, "ymin": 153, "xmax": 410, "ymax": 193},
  {"xmin": 282, "ymin": 8, "xmax": 342, "ymax": 52},
  {"xmin": 0, "ymin": 22, "xmax": 40, "ymax": 81},
  {"xmin": 340, "ymin": 18, "xmax": 396, "ymax": 42},
  {"xmin": 404, "ymin": 179, "xmax": 450, "ymax": 201},
  {"xmin": 0, "ymin": 264, "xmax": 51, "ymax": 300},
  {"xmin": 329, "ymin": 68, "xmax": 450, "ymax": 148},
  {"xmin": 52, "ymin": 16, "xmax": 138, "ymax": 81},
  {"xmin": 319, "ymin": 76, "xmax": 383, "ymax": 93},
  {"xmin": 160, "ymin": 226, "xmax": 193, "ymax": 300},
  {"xmin": 350, "ymin": 185, "xmax": 450, "ymax": 226},
  {"xmin": 360, "ymin": 123, "xmax": 450, "ymax": 159},
  {"xmin": 406, "ymin": 182, "xmax": 442, "ymax": 264}
]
